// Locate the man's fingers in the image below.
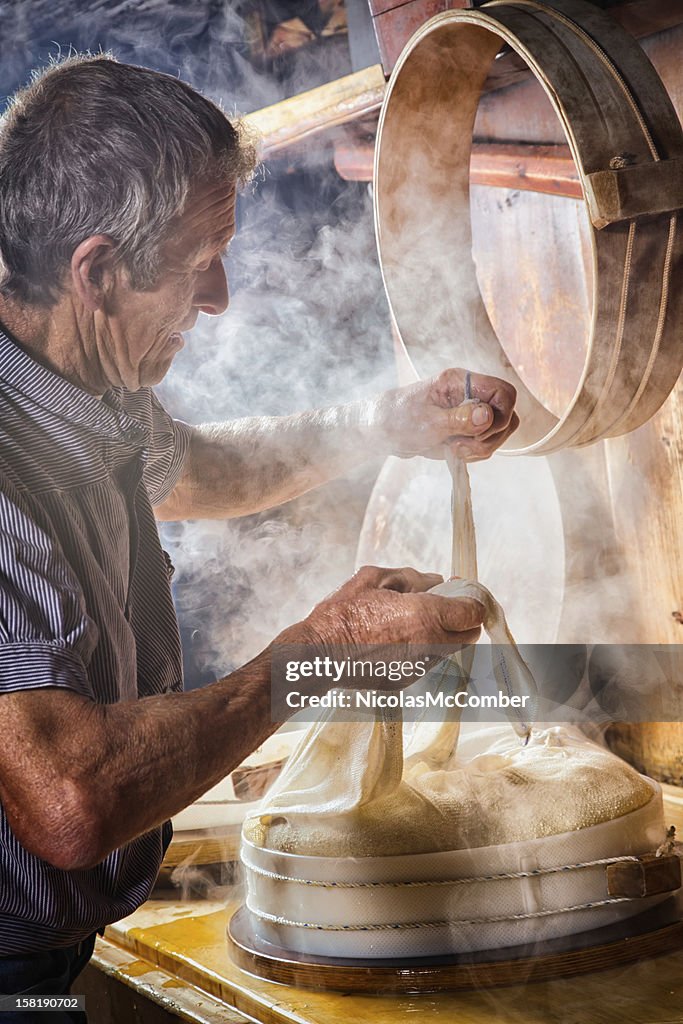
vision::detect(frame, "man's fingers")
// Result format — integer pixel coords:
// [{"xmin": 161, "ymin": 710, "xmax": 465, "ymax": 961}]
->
[
  {"xmin": 445, "ymin": 401, "xmax": 494, "ymax": 436},
  {"xmin": 301, "ymin": 579, "xmax": 485, "ymax": 652},
  {"xmin": 465, "ymin": 405, "xmax": 520, "ymax": 444},
  {"xmin": 384, "ymin": 367, "xmax": 518, "ymax": 461},
  {"xmin": 468, "ymin": 375, "xmax": 517, "ymax": 435},
  {"xmin": 337, "ymin": 565, "xmax": 444, "ymax": 599},
  {"xmin": 449, "ymin": 411, "xmax": 520, "ymax": 461},
  {"xmin": 430, "ymin": 369, "xmax": 517, "ymax": 438},
  {"xmin": 377, "ymin": 567, "xmax": 444, "ymax": 593},
  {"xmin": 439, "ymin": 384, "xmax": 516, "ymax": 444},
  {"xmin": 419, "ymin": 594, "xmax": 486, "ymax": 635}
]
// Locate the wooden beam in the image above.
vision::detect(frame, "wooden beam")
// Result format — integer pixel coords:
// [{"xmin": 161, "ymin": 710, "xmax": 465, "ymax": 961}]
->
[
  {"xmin": 335, "ymin": 140, "xmax": 582, "ymax": 198},
  {"xmin": 471, "ymin": 143, "xmax": 581, "ymax": 197},
  {"xmin": 242, "ymin": 65, "xmax": 386, "ymax": 159}
]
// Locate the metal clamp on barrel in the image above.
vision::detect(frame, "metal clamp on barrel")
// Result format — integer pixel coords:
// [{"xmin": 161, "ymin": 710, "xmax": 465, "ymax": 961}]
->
[{"xmin": 374, "ymin": 0, "xmax": 683, "ymax": 455}]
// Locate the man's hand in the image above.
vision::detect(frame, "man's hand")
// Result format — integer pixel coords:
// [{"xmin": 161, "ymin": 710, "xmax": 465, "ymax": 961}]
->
[
  {"xmin": 285, "ymin": 564, "xmax": 484, "ymax": 651},
  {"xmin": 373, "ymin": 367, "xmax": 519, "ymax": 463},
  {"xmin": 156, "ymin": 367, "xmax": 518, "ymax": 522}
]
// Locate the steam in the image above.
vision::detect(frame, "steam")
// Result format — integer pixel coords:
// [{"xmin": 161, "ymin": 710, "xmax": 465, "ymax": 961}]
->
[
  {"xmin": 162, "ymin": 183, "xmax": 395, "ymax": 421},
  {"xmin": 160, "ymin": 178, "xmax": 396, "ymax": 679},
  {"xmin": 169, "ymin": 856, "xmax": 240, "ymax": 902}
]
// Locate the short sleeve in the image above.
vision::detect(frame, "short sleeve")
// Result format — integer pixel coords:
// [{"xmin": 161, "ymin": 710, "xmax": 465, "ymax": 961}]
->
[
  {"xmin": 120, "ymin": 389, "xmax": 192, "ymax": 507},
  {"xmin": 0, "ymin": 482, "xmax": 97, "ymax": 698}
]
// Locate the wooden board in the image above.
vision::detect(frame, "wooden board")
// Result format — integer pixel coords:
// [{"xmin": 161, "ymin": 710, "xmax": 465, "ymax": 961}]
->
[
  {"xmin": 242, "ymin": 64, "xmax": 386, "ymax": 158},
  {"xmin": 227, "ymin": 901, "xmax": 683, "ymax": 994}
]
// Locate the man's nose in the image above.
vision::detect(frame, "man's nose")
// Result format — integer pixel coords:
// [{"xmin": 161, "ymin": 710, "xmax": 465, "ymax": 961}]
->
[{"xmin": 194, "ymin": 258, "xmax": 229, "ymax": 316}]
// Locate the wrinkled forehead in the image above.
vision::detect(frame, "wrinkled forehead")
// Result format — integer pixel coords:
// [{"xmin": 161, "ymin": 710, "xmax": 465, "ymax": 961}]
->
[{"xmin": 168, "ymin": 177, "xmax": 237, "ymax": 258}]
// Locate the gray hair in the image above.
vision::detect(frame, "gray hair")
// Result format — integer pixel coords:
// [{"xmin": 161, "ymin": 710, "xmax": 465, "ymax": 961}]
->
[{"xmin": 0, "ymin": 54, "xmax": 258, "ymax": 307}]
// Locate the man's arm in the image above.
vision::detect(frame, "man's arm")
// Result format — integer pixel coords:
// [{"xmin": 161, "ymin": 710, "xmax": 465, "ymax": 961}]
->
[
  {"xmin": 0, "ymin": 648, "xmax": 276, "ymax": 872},
  {"xmin": 0, "ymin": 566, "xmax": 483, "ymax": 871},
  {"xmin": 155, "ymin": 368, "xmax": 518, "ymax": 521}
]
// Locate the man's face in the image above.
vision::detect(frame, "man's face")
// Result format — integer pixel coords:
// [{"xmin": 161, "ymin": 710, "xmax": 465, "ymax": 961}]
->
[{"xmin": 94, "ymin": 178, "xmax": 236, "ymax": 391}]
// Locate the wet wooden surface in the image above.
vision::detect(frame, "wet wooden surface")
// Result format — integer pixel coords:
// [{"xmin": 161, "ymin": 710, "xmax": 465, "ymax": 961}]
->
[{"xmin": 104, "ymin": 900, "xmax": 683, "ymax": 1024}]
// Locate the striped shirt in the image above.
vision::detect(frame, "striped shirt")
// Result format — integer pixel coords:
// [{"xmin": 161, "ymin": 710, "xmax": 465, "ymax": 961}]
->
[{"xmin": 0, "ymin": 326, "xmax": 191, "ymax": 955}]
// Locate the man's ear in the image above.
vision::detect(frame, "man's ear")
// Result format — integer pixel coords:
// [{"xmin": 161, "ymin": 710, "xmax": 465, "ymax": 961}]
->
[{"xmin": 70, "ymin": 235, "xmax": 118, "ymax": 311}]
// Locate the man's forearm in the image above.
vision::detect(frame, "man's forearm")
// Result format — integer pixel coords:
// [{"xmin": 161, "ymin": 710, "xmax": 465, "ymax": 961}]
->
[
  {"xmin": 156, "ymin": 370, "xmax": 518, "ymax": 522},
  {"xmin": 157, "ymin": 401, "xmax": 385, "ymax": 520},
  {"xmin": 92, "ymin": 651, "xmax": 280, "ymax": 857},
  {"xmin": 0, "ymin": 648, "xmax": 285, "ymax": 869}
]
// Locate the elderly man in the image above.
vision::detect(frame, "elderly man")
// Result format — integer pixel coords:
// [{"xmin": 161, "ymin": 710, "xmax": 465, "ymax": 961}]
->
[{"xmin": 0, "ymin": 54, "xmax": 517, "ymax": 1006}]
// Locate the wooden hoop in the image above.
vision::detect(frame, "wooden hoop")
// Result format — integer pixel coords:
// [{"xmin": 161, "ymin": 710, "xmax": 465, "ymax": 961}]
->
[{"xmin": 374, "ymin": 0, "xmax": 683, "ymax": 455}]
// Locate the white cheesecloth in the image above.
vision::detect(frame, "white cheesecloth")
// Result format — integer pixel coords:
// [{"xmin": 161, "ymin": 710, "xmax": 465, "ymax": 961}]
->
[{"xmin": 241, "ymin": 424, "xmax": 673, "ymax": 957}]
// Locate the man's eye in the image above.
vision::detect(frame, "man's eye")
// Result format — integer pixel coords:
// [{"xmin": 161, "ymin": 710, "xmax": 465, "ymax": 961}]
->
[{"xmin": 196, "ymin": 252, "xmax": 226, "ymax": 273}]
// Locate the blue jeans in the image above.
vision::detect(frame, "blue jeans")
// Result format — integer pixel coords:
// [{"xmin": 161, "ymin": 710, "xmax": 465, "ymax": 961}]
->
[{"xmin": 0, "ymin": 933, "xmax": 95, "ymax": 1023}]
